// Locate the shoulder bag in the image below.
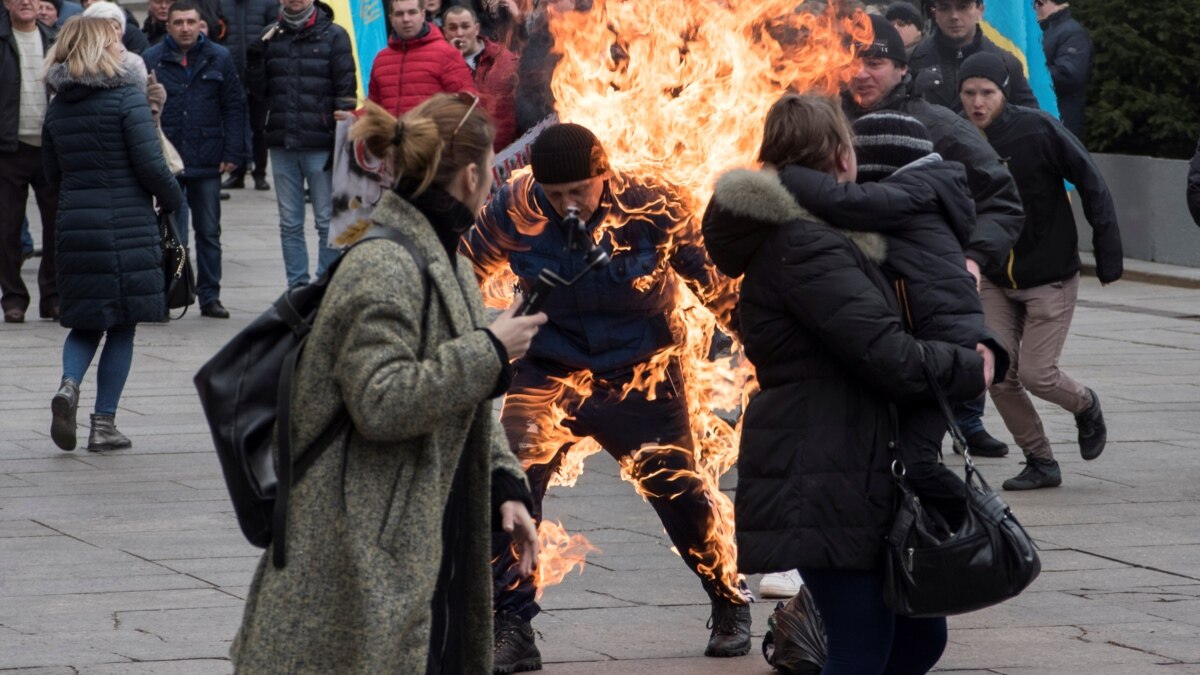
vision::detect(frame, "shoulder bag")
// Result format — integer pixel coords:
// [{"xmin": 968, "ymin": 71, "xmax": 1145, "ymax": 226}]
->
[{"xmin": 882, "ymin": 348, "xmax": 1041, "ymax": 617}]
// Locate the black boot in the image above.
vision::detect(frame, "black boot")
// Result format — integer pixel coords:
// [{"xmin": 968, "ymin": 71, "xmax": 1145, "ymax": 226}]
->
[
  {"xmin": 1075, "ymin": 388, "xmax": 1107, "ymax": 460},
  {"xmin": 86, "ymin": 414, "xmax": 132, "ymax": 452},
  {"xmin": 493, "ymin": 613, "xmax": 542, "ymax": 673},
  {"xmin": 705, "ymin": 594, "xmax": 752, "ymax": 657},
  {"xmin": 221, "ymin": 173, "xmax": 245, "ymax": 189},
  {"xmin": 51, "ymin": 378, "xmax": 79, "ymax": 451},
  {"xmin": 1002, "ymin": 457, "xmax": 1062, "ymax": 491},
  {"xmin": 964, "ymin": 429, "xmax": 1009, "ymax": 457}
]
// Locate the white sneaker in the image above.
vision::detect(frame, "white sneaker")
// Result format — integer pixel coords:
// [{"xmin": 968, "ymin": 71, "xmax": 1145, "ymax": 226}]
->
[{"xmin": 758, "ymin": 570, "xmax": 802, "ymax": 599}]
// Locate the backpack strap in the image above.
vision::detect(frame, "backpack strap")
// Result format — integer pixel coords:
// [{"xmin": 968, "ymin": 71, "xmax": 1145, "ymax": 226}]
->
[{"xmin": 271, "ymin": 227, "xmax": 428, "ymax": 568}]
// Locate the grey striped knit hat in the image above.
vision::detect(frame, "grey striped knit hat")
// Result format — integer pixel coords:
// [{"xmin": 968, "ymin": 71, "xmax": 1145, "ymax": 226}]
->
[{"xmin": 852, "ymin": 112, "xmax": 934, "ymax": 183}]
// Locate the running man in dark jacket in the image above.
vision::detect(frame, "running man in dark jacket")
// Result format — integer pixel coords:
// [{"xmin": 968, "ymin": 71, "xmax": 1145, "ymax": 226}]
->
[
  {"xmin": 1036, "ymin": 0, "xmax": 1093, "ymax": 140},
  {"xmin": 959, "ymin": 51, "xmax": 1121, "ymax": 491},
  {"xmin": 908, "ymin": 0, "xmax": 1039, "ymax": 113},
  {"xmin": 845, "ymin": 15, "xmax": 1022, "ymax": 457},
  {"xmin": 461, "ymin": 123, "xmax": 751, "ymax": 672}
]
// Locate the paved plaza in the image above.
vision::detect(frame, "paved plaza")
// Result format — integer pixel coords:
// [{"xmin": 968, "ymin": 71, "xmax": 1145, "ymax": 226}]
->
[{"xmin": 3, "ymin": 189, "xmax": 1200, "ymax": 674}]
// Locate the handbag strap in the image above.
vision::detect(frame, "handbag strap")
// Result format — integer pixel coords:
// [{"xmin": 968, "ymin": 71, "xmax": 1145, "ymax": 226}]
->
[
  {"xmin": 917, "ymin": 345, "xmax": 970, "ymax": 460},
  {"xmin": 271, "ymin": 227, "xmax": 429, "ymax": 569},
  {"xmin": 915, "ymin": 343, "xmax": 982, "ymax": 488}
]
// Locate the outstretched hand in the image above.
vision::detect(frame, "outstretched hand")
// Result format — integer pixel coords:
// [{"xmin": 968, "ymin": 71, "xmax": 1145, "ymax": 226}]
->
[{"xmin": 501, "ymin": 500, "xmax": 539, "ymax": 578}]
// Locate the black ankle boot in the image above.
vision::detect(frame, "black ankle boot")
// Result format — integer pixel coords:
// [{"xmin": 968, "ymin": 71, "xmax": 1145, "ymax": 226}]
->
[
  {"xmin": 493, "ymin": 612, "xmax": 541, "ymax": 673},
  {"xmin": 705, "ymin": 593, "xmax": 752, "ymax": 657},
  {"xmin": 51, "ymin": 378, "xmax": 79, "ymax": 451},
  {"xmin": 86, "ymin": 414, "xmax": 132, "ymax": 452}
]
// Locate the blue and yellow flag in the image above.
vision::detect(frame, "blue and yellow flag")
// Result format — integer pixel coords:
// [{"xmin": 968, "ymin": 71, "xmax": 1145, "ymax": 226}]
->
[
  {"xmin": 329, "ymin": 0, "xmax": 389, "ymax": 102},
  {"xmin": 981, "ymin": 4, "xmax": 1059, "ymax": 117}
]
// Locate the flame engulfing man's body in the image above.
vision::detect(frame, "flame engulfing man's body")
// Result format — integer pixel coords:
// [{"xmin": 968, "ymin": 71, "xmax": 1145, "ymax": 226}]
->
[{"xmin": 461, "ymin": 121, "xmax": 754, "ymax": 657}]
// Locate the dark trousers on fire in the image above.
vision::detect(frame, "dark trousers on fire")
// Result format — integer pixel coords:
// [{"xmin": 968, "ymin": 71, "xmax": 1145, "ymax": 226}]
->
[{"xmin": 492, "ymin": 357, "xmax": 734, "ymax": 622}]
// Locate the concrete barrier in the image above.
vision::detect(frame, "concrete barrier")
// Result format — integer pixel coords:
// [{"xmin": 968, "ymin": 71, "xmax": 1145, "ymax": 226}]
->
[{"xmin": 1072, "ymin": 153, "xmax": 1200, "ymax": 267}]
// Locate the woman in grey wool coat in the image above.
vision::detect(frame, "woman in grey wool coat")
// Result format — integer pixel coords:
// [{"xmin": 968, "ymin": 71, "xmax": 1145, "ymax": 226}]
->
[{"xmin": 230, "ymin": 93, "xmax": 547, "ymax": 673}]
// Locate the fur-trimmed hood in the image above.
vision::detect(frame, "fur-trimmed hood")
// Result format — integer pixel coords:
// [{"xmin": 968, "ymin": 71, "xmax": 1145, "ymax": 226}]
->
[
  {"xmin": 45, "ymin": 60, "xmax": 144, "ymax": 101},
  {"xmin": 702, "ymin": 168, "xmax": 886, "ymax": 278}
]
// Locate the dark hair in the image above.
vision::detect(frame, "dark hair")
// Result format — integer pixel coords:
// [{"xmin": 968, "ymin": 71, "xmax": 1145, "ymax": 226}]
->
[
  {"xmin": 442, "ymin": 4, "xmax": 477, "ymax": 22},
  {"xmin": 350, "ymin": 94, "xmax": 494, "ymax": 196},
  {"xmin": 758, "ymin": 94, "xmax": 853, "ymax": 174},
  {"xmin": 167, "ymin": 0, "xmax": 202, "ymax": 19}
]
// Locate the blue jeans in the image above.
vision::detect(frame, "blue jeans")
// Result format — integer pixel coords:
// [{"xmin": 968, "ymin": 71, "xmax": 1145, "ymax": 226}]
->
[
  {"xmin": 62, "ymin": 324, "xmax": 136, "ymax": 416},
  {"xmin": 174, "ymin": 176, "xmax": 222, "ymax": 307},
  {"xmin": 269, "ymin": 148, "xmax": 339, "ymax": 287},
  {"xmin": 954, "ymin": 395, "xmax": 985, "ymax": 437},
  {"xmin": 20, "ymin": 216, "xmax": 32, "ymax": 256},
  {"xmin": 797, "ymin": 567, "xmax": 947, "ymax": 675}
]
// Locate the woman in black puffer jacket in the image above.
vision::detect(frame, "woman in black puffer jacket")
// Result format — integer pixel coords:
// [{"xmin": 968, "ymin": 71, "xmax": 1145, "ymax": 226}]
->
[
  {"xmin": 42, "ymin": 17, "xmax": 183, "ymax": 453},
  {"xmin": 702, "ymin": 95, "xmax": 992, "ymax": 674}
]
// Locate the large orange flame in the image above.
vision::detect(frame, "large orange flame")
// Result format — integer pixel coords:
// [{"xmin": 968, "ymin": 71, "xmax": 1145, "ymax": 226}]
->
[{"xmin": 487, "ymin": 1, "xmax": 870, "ymax": 599}]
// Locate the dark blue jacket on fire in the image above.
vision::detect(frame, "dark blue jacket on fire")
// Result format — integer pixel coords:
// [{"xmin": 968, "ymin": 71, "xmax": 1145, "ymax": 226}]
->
[
  {"xmin": 461, "ymin": 171, "xmax": 725, "ymax": 377},
  {"xmin": 143, "ymin": 34, "xmax": 246, "ymax": 178}
]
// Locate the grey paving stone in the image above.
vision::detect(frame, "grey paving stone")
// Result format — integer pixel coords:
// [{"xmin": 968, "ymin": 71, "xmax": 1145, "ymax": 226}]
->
[{"xmin": 7, "ymin": 190, "xmax": 1200, "ymax": 673}]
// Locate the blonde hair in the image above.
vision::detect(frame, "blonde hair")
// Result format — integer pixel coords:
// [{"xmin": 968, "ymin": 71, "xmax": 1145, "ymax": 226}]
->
[
  {"xmin": 45, "ymin": 16, "xmax": 124, "ymax": 80},
  {"xmin": 349, "ymin": 94, "xmax": 494, "ymax": 197},
  {"xmin": 758, "ymin": 94, "xmax": 854, "ymax": 174}
]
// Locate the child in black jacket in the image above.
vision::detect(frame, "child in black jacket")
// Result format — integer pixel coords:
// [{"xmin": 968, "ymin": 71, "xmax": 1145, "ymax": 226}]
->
[{"xmin": 775, "ymin": 111, "xmax": 1008, "ymax": 530}]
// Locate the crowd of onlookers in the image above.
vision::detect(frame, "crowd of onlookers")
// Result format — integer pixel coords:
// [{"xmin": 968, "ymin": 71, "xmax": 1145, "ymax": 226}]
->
[{"xmin": 2, "ymin": 0, "xmax": 576, "ymax": 327}]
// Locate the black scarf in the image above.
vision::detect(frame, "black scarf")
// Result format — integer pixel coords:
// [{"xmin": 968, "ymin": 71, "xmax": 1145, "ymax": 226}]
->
[{"xmin": 394, "ymin": 179, "xmax": 476, "ymax": 267}]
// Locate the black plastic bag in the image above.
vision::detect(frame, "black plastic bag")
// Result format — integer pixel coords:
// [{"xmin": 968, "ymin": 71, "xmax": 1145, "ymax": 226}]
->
[{"xmin": 762, "ymin": 584, "xmax": 827, "ymax": 674}]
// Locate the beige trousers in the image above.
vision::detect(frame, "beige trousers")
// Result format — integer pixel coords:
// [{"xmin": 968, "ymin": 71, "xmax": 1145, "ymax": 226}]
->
[{"xmin": 981, "ymin": 273, "xmax": 1092, "ymax": 461}]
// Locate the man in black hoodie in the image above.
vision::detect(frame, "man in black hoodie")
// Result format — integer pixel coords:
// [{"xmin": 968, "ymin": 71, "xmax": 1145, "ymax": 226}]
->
[
  {"xmin": 845, "ymin": 14, "xmax": 1022, "ymax": 457},
  {"xmin": 959, "ymin": 51, "xmax": 1122, "ymax": 491},
  {"xmin": 908, "ymin": 0, "xmax": 1038, "ymax": 113}
]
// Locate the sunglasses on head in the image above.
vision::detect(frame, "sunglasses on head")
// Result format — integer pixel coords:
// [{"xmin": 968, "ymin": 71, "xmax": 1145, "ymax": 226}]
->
[{"xmin": 451, "ymin": 91, "xmax": 481, "ymax": 144}]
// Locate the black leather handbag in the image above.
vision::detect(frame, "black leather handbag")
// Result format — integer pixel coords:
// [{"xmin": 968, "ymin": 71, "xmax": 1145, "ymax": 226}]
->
[
  {"xmin": 882, "ymin": 353, "xmax": 1041, "ymax": 618},
  {"xmin": 160, "ymin": 211, "xmax": 195, "ymax": 316}
]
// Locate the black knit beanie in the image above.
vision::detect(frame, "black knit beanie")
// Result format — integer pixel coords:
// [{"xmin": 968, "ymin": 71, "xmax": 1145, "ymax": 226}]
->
[
  {"xmin": 530, "ymin": 123, "xmax": 607, "ymax": 185},
  {"xmin": 958, "ymin": 52, "xmax": 1010, "ymax": 98},
  {"xmin": 852, "ymin": 111, "xmax": 935, "ymax": 183},
  {"xmin": 859, "ymin": 14, "xmax": 908, "ymax": 65},
  {"xmin": 885, "ymin": 2, "xmax": 922, "ymax": 27}
]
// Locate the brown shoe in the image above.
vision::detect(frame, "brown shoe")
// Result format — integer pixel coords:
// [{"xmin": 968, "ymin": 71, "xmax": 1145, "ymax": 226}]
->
[{"xmin": 3, "ymin": 308, "xmax": 24, "ymax": 323}]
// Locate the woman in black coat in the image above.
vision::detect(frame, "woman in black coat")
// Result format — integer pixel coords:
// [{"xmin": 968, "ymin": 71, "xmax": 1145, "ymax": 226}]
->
[
  {"xmin": 702, "ymin": 95, "xmax": 992, "ymax": 674},
  {"xmin": 42, "ymin": 16, "xmax": 183, "ymax": 452}
]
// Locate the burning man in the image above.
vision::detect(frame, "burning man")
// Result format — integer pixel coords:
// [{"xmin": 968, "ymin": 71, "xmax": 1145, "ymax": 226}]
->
[{"xmin": 461, "ymin": 123, "xmax": 751, "ymax": 672}]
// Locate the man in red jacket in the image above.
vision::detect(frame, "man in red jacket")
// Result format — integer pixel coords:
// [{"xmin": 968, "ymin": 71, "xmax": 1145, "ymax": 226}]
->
[
  {"xmin": 367, "ymin": 0, "xmax": 474, "ymax": 117},
  {"xmin": 443, "ymin": 4, "xmax": 516, "ymax": 150}
]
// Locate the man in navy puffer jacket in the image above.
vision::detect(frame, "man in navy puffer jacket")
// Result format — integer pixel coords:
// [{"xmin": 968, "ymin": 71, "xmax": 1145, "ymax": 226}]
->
[
  {"xmin": 143, "ymin": 0, "xmax": 246, "ymax": 318},
  {"xmin": 246, "ymin": 0, "xmax": 355, "ymax": 288}
]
